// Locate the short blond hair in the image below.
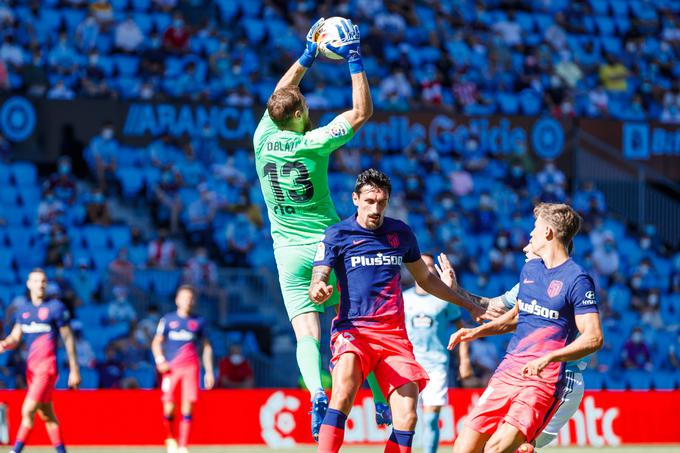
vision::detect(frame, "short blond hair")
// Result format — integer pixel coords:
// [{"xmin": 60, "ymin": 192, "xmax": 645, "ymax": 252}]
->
[{"xmin": 533, "ymin": 203, "xmax": 582, "ymax": 247}]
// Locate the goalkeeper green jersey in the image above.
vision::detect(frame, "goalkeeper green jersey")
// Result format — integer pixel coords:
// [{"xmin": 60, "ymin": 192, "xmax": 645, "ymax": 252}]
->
[{"xmin": 253, "ymin": 110, "xmax": 355, "ymax": 248}]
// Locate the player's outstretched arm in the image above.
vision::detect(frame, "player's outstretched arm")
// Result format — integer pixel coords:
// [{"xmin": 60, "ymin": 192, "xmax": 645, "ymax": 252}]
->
[
  {"xmin": 406, "ymin": 258, "xmax": 486, "ymax": 318},
  {"xmin": 325, "ymin": 20, "xmax": 372, "ymax": 132},
  {"xmin": 59, "ymin": 325, "xmax": 81, "ymax": 389},
  {"xmin": 0, "ymin": 324, "xmax": 23, "ymax": 353},
  {"xmin": 273, "ymin": 18, "xmax": 325, "ymax": 92},
  {"xmin": 522, "ymin": 312, "xmax": 604, "ymax": 377},
  {"xmin": 309, "ymin": 265, "xmax": 334, "ymax": 305},
  {"xmin": 435, "ymin": 253, "xmax": 506, "ymax": 321},
  {"xmin": 202, "ymin": 338, "xmax": 215, "ymax": 390},
  {"xmin": 448, "ymin": 305, "xmax": 519, "ymax": 350}
]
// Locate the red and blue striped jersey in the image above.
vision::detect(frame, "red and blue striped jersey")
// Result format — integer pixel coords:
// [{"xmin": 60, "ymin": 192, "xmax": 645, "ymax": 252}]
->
[
  {"xmin": 156, "ymin": 312, "xmax": 205, "ymax": 369},
  {"xmin": 15, "ymin": 299, "xmax": 70, "ymax": 374},
  {"xmin": 314, "ymin": 215, "xmax": 421, "ymax": 335},
  {"xmin": 494, "ymin": 258, "xmax": 599, "ymax": 386}
]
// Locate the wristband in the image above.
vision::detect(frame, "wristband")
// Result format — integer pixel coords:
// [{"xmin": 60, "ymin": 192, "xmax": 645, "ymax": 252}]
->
[
  {"xmin": 154, "ymin": 355, "xmax": 167, "ymax": 365},
  {"xmin": 299, "ymin": 52, "xmax": 315, "ymax": 69},
  {"xmin": 347, "ymin": 51, "xmax": 364, "ymax": 75}
]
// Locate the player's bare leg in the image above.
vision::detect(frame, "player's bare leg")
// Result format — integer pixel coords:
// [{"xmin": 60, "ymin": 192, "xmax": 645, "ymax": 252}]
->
[
  {"xmin": 423, "ymin": 405, "xmax": 442, "ymax": 453},
  {"xmin": 178, "ymin": 400, "xmax": 194, "ymax": 453},
  {"xmin": 317, "ymin": 353, "xmax": 363, "ymax": 453},
  {"xmin": 10, "ymin": 398, "xmax": 39, "ymax": 453},
  {"xmin": 37, "ymin": 402, "xmax": 66, "ymax": 453},
  {"xmin": 163, "ymin": 402, "xmax": 178, "ymax": 453},
  {"xmin": 453, "ymin": 426, "xmax": 492, "ymax": 453},
  {"xmin": 483, "ymin": 422, "xmax": 526, "ymax": 453},
  {"xmin": 384, "ymin": 382, "xmax": 418, "ymax": 452}
]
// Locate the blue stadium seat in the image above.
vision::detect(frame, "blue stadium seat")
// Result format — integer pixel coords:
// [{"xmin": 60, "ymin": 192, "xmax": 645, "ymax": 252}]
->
[
  {"xmin": 108, "ymin": 226, "xmax": 131, "ymax": 250},
  {"xmin": 153, "ymin": 12, "xmax": 171, "ymax": 32},
  {"xmin": 519, "ymin": 90, "xmax": 541, "ymax": 115},
  {"xmin": 114, "ymin": 55, "xmax": 140, "ymax": 77},
  {"xmin": 652, "ymin": 372, "xmax": 678, "ymax": 390},
  {"xmin": 498, "ymin": 93, "xmax": 519, "ymax": 114},
  {"xmin": 243, "ymin": 19, "xmax": 266, "ymax": 43},
  {"xmin": 0, "ymin": 248, "xmax": 14, "ymax": 270},
  {"xmin": 83, "ymin": 225, "xmax": 110, "ymax": 250},
  {"xmin": 627, "ymin": 370, "xmax": 653, "ymax": 390},
  {"xmin": 132, "ymin": 12, "xmax": 152, "ymax": 34},
  {"xmin": 589, "ymin": 0, "xmax": 609, "ymax": 15},
  {"xmin": 125, "ymin": 367, "xmax": 156, "ymax": 389},
  {"xmin": 62, "ymin": 9, "xmax": 86, "ymax": 31},
  {"xmin": 110, "ymin": 0, "xmax": 129, "ymax": 11},
  {"xmin": 583, "ymin": 370, "xmax": 605, "ymax": 390},
  {"xmin": 131, "ymin": 0, "xmax": 151, "ymax": 12},
  {"xmin": 80, "ymin": 368, "xmax": 100, "ymax": 389},
  {"xmin": 10, "ymin": 162, "xmax": 37, "ymax": 187},
  {"xmin": 604, "ymin": 373, "xmax": 627, "ymax": 390},
  {"xmin": 117, "ymin": 167, "xmax": 145, "ymax": 198},
  {"xmin": 595, "ymin": 17, "xmax": 615, "ymax": 36}
]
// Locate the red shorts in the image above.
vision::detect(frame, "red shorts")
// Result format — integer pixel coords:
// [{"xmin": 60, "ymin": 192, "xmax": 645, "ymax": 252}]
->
[
  {"xmin": 330, "ymin": 328, "xmax": 429, "ymax": 397},
  {"xmin": 161, "ymin": 366, "xmax": 199, "ymax": 404},
  {"xmin": 465, "ymin": 376, "xmax": 561, "ymax": 442},
  {"xmin": 26, "ymin": 370, "xmax": 57, "ymax": 404}
]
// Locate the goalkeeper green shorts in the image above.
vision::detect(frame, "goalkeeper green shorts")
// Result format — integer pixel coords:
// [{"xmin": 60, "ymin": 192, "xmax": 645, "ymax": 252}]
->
[{"xmin": 274, "ymin": 242, "xmax": 339, "ymax": 321}]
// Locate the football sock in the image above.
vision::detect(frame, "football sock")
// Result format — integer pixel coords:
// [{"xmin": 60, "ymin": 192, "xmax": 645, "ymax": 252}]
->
[
  {"xmin": 297, "ymin": 336, "xmax": 323, "ymax": 398},
  {"xmin": 46, "ymin": 424, "xmax": 64, "ymax": 451},
  {"xmin": 163, "ymin": 414, "xmax": 175, "ymax": 439},
  {"xmin": 384, "ymin": 429, "xmax": 415, "ymax": 453},
  {"xmin": 318, "ymin": 408, "xmax": 347, "ymax": 453},
  {"xmin": 366, "ymin": 372, "xmax": 387, "ymax": 404},
  {"xmin": 422, "ymin": 411, "xmax": 440, "ymax": 453},
  {"xmin": 13, "ymin": 424, "xmax": 32, "ymax": 453},
  {"xmin": 179, "ymin": 414, "xmax": 192, "ymax": 447}
]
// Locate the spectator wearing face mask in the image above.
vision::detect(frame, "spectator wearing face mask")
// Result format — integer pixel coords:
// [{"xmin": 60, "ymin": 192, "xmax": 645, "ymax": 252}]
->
[
  {"xmin": 147, "ymin": 229, "xmax": 176, "ymax": 269},
  {"xmin": 86, "ymin": 189, "xmax": 110, "ymax": 226},
  {"xmin": 163, "ymin": 13, "xmax": 190, "ymax": 54},
  {"xmin": 43, "ymin": 157, "xmax": 78, "ymax": 205},
  {"xmin": 106, "ymin": 286, "xmax": 137, "ymax": 326},
  {"xmin": 182, "ymin": 248, "xmax": 228, "ymax": 325},
  {"xmin": 591, "ymin": 233, "xmax": 620, "ymax": 280},
  {"xmin": 86, "ymin": 122, "xmax": 119, "ymax": 191},
  {"xmin": 108, "ymin": 247, "xmax": 135, "ymax": 289},
  {"xmin": 621, "ymin": 327, "xmax": 652, "ymax": 371},
  {"xmin": 640, "ymin": 289, "xmax": 662, "ymax": 330},
  {"xmin": 218, "ymin": 344, "xmax": 254, "ymax": 389},
  {"xmin": 668, "ymin": 333, "xmax": 680, "ymax": 370}
]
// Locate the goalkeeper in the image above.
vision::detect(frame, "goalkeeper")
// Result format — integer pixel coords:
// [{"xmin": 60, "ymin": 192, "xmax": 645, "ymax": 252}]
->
[{"xmin": 253, "ymin": 17, "xmax": 389, "ymax": 441}]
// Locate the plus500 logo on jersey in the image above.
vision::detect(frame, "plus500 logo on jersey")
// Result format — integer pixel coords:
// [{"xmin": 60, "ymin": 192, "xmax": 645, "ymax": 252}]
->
[
  {"xmin": 351, "ymin": 253, "xmax": 403, "ymax": 267},
  {"xmin": 518, "ymin": 299, "xmax": 559, "ymax": 319}
]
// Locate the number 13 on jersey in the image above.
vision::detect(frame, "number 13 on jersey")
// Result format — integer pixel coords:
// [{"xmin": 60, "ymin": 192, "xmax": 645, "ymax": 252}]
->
[{"xmin": 263, "ymin": 161, "xmax": 314, "ymax": 203}]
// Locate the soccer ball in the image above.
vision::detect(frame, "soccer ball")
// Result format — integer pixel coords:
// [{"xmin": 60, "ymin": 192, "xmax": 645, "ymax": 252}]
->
[{"xmin": 315, "ymin": 17, "xmax": 348, "ymax": 61}]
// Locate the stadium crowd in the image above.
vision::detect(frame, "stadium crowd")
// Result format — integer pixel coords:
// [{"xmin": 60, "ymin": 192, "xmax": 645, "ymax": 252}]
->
[
  {"xmin": 0, "ymin": 0, "xmax": 679, "ymax": 121},
  {"xmin": 0, "ymin": 0, "xmax": 678, "ymax": 392}
]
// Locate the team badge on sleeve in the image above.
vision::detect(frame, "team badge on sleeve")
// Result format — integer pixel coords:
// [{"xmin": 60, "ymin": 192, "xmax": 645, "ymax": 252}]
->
[
  {"xmin": 328, "ymin": 122, "xmax": 348, "ymax": 138},
  {"xmin": 547, "ymin": 280, "xmax": 564, "ymax": 298},
  {"xmin": 314, "ymin": 242, "xmax": 325, "ymax": 261}
]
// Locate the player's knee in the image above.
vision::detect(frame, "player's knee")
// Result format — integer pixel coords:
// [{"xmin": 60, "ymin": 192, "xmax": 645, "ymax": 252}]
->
[
  {"xmin": 483, "ymin": 438, "xmax": 507, "ymax": 453},
  {"xmin": 401, "ymin": 411, "xmax": 417, "ymax": 430}
]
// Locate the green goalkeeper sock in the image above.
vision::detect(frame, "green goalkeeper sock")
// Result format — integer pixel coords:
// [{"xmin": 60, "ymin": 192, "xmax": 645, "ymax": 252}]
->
[
  {"xmin": 366, "ymin": 372, "xmax": 387, "ymax": 404},
  {"xmin": 297, "ymin": 336, "xmax": 323, "ymax": 398}
]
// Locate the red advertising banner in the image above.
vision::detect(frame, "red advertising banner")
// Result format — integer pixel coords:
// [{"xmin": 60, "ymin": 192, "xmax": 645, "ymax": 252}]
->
[{"xmin": 0, "ymin": 389, "xmax": 677, "ymax": 447}]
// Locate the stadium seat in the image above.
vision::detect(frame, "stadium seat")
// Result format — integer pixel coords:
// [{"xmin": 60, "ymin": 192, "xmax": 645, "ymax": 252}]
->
[
  {"xmin": 114, "ymin": 55, "xmax": 140, "ymax": 77},
  {"xmin": 80, "ymin": 368, "xmax": 100, "ymax": 389},
  {"xmin": 604, "ymin": 373, "xmax": 627, "ymax": 390},
  {"xmin": 117, "ymin": 167, "xmax": 145, "ymax": 198},
  {"xmin": 110, "ymin": 0, "xmax": 129, "ymax": 11},
  {"xmin": 83, "ymin": 225, "xmax": 110, "ymax": 250},
  {"xmin": 583, "ymin": 370, "xmax": 605, "ymax": 390},
  {"xmin": 627, "ymin": 370, "xmax": 653, "ymax": 390},
  {"xmin": 131, "ymin": 0, "xmax": 150, "ymax": 11},
  {"xmin": 589, "ymin": 0, "xmax": 609, "ymax": 15},
  {"xmin": 125, "ymin": 366, "xmax": 156, "ymax": 389},
  {"xmin": 10, "ymin": 162, "xmax": 37, "ymax": 187},
  {"xmin": 652, "ymin": 372, "xmax": 678, "ymax": 390}
]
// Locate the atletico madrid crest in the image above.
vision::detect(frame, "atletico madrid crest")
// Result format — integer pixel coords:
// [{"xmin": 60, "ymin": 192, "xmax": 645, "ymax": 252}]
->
[
  {"xmin": 547, "ymin": 280, "xmax": 564, "ymax": 298},
  {"xmin": 187, "ymin": 320, "xmax": 198, "ymax": 331},
  {"xmin": 38, "ymin": 307, "xmax": 49, "ymax": 320},
  {"xmin": 387, "ymin": 233, "xmax": 400, "ymax": 248}
]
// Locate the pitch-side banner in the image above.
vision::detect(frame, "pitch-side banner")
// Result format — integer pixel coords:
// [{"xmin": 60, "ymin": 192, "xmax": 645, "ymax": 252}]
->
[{"xmin": 0, "ymin": 389, "xmax": 678, "ymax": 446}]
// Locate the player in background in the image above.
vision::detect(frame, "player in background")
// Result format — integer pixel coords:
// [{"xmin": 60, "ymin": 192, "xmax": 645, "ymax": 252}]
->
[
  {"xmin": 309, "ymin": 169, "xmax": 488, "ymax": 453},
  {"xmin": 152, "ymin": 285, "xmax": 215, "ymax": 453},
  {"xmin": 252, "ymin": 17, "xmax": 390, "ymax": 438},
  {"xmin": 0, "ymin": 269, "xmax": 80, "ymax": 453},
  {"xmin": 448, "ymin": 203, "xmax": 603, "ymax": 453},
  {"xmin": 443, "ymin": 240, "xmax": 588, "ymax": 449},
  {"xmin": 403, "ymin": 254, "xmax": 472, "ymax": 453}
]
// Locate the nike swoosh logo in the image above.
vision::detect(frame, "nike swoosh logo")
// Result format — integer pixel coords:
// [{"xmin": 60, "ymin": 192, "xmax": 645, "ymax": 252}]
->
[
  {"xmin": 523, "ymin": 279, "xmax": 535, "ymax": 284},
  {"xmin": 352, "ymin": 239, "xmax": 367, "ymax": 245}
]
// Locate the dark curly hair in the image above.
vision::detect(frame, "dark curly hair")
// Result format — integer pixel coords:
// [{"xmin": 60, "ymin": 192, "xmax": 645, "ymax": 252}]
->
[{"xmin": 354, "ymin": 168, "xmax": 392, "ymax": 196}]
